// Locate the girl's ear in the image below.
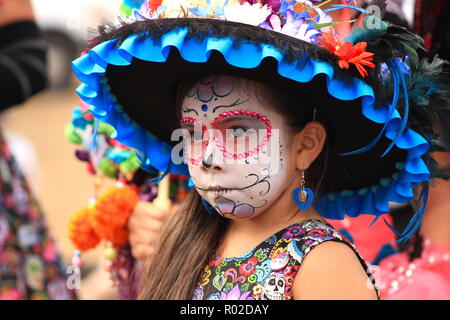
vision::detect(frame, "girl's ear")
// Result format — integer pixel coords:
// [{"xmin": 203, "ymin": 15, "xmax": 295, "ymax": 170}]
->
[{"xmin": 292, "ymin": 121, "xmax": 327, "ymax": 171}]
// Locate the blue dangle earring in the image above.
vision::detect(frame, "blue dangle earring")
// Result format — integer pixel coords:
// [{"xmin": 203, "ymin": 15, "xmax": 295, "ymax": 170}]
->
[
  {"xmin": 201, "ymin": 197, "xmax": 216, "ymax": 215},
  {"xmin": 292, "ymin": 171, "xmax": 314, "ymax": 211}
]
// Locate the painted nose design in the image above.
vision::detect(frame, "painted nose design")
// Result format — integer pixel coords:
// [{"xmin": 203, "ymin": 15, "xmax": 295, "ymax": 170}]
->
[{"xmin": 202, "ymin": 154, "xmax": 213, "ymax": 169}]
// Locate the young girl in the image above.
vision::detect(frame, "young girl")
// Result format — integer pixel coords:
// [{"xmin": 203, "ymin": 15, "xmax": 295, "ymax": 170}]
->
[
  {"xmin": 72, "ymin": 0, "xmax": 450, "ymax": 300},
  {"xmin": 141, "ymin": 74, "xmax": 379, "ymax": 300}
]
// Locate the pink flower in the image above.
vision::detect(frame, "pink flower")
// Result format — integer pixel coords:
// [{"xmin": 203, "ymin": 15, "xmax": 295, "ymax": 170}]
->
[
  {"xmin": 242, "ymin": 0, "xmax": 281, "ymax": 12},
  {"xmin": 220, "ymin": 283, "xmax": 254, "ymax": 300},
  {"xmin": 210, "ymin": 255, "xmax": 224, "ymax": 267},
  {"xmin": 239, "ymin": 257, "xmax": 258, "ymax": 276},
  {"xmin": 282, "ymin": 224, "xmax": 305, "ymax": 238}
]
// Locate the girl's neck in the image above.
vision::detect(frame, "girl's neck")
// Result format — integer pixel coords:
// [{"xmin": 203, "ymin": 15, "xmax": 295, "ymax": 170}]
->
[
  {"xmin": 227, "ymin": 205, "xmax": 321, "ymax": 235},
  {"xmin": 217, "ymin": 167, "xmax": 323, "ymax": 257},
  {"xmin": 216, "ymin": 206, "xmax": 321, "ymax": 259}
]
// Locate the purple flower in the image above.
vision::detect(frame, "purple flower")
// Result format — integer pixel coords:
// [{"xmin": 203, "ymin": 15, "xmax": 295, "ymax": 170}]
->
[
  {"xmin": 192, "ymin": 285, "xmax": 204, "ymax": 300},
  {"xmin": 242, "ymin": 0, "xmax": 281, "ymax": 12},
  {"xmin": 262, "ymin": 10, "xmax": 320, "ymax": 43},
  {"xmin": 282, "ymin": 224, "xmax": 306, "ymax": 239},
  {"xmin": 220, "ymin": 283, "xmax": 254, "ymax": 300}
]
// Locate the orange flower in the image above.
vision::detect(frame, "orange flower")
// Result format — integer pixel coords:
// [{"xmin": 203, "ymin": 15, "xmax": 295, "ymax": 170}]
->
[
  {"xmin": 318, "ymin": 30, "xmax": 375, "ymax": 77},
  {"xmin": 149, "ymin": 0, "xmax": 163, "ymax": 14},
  {"xmin": 89, "ymin": 185, "xmax": 139, "ymax": 245},
  {"xmin": 68, "ymin": 207, "xmax": 101, "ymax": 252}
]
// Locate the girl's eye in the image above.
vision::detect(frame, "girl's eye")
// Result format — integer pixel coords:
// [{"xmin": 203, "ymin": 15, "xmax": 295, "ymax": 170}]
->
[
  {"xmin": 187, "ymin": 130, "xmax": 203, "ymax": 141},
  {"xmin": 228, "ymin": 126, "xmax": 249, "ymax": 138}
]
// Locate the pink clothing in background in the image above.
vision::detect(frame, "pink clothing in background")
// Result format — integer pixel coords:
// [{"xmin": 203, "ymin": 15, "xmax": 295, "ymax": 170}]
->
[
  {"xmin": 326, "ymin": 214, "xmax": 396, "ymax": 262},
  {"xmin": 379, "ymin": 239, "xmax": 450, "ymax": 300}
]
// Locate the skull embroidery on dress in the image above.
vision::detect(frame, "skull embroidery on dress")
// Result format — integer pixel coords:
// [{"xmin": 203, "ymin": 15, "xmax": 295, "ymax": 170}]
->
[{"xmin": 260, "ymin": 273, "xmax": 286, "ymax": 300}]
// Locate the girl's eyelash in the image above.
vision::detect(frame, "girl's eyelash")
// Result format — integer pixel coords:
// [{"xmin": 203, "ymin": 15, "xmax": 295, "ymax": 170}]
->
[{"xmin": 230, "ymin": 126, "xmax": 248, "ymax": 131}]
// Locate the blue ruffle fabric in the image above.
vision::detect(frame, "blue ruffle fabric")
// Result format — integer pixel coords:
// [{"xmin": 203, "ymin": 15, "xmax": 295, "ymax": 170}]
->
[{"xmin": 72, "ymin": 26, "xmax": 430, "ymax": 221}]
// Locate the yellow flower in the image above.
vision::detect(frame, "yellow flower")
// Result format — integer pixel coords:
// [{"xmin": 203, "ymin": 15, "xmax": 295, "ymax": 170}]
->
[
  {"xmin": 184, "ymin": 0, "xmax": 241, "ymax": 10},
  {"xmin": 252, "ymin": 284, "xmax": 263, "ymax": 295},
  {"xmin": 160, "ymin": 0, "xmax": 186, "ymax": 18},
  {"xmin": 199, "ymin": 265, "xmax": 212, "ymax": 287},
  {"xmin": 160, "ymin": 0, "xmax": 240, "ymax": 18}
]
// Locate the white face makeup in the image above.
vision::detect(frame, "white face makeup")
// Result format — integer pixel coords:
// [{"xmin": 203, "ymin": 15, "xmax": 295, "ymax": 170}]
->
[{"xmin": 180, "ymin": 75, "xmax": 297, "ymax": 220}]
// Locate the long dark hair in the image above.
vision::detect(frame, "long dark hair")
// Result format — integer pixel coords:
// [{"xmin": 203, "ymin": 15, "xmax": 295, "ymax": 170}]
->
[{"xmin": 138, "ymin": 75, "xmax": 332, "ymax": 299}]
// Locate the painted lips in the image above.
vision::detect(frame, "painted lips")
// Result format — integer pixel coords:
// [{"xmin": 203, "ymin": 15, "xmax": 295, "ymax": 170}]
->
[{"xmin": 208, "ymin": 188, "xmax": 234, "ymax": 195}]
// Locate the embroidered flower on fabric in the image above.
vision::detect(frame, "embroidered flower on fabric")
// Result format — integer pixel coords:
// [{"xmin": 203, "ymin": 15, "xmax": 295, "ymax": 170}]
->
[
  {"xmin": 252, "ymin": 283, "xmax": 263, "ymax": 299},
  {"xmin": 199, "ymin": 265, "xmax": 212, "ymax": 286},
  {"xmin": 192, "ymin": 285, "xmax": 204, "ymax": 300},
  {"xmin": 0, "ymin": 214, "xmax": 9, "ymax": 251},
  {"xmin": 239, "ymin": 257, "xmax": 259, "ymax": 276},
  {"xmin": 25, "ymin": 255, "xmax": 45, "ymax": 290},
  {"xmin": 210, "ymin": 255, "xmax": 224, "ymax": 267},
  {"xmin": 46, "ymin": 279, "xmax": 73, "ymax": 300},
  {"xmin": 220, "ymin": 283, "xmax": 254, "ymax": 300},
  {"xmin": 283, "ymin": 265, "xmax": 299, "ymax": 277},
  {"xmin": 282, "ymin": 224, "xmax": 306, "ymax": 239}
]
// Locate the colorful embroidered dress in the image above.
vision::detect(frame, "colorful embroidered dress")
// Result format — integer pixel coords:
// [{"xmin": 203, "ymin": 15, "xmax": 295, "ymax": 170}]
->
[
  {"xmin": 192, "ymin": 218, "xmax": 379, "ymax": 300},
  {"xmin": 0, "ymin": 133, "xmax": 75, "ymax": 300}
]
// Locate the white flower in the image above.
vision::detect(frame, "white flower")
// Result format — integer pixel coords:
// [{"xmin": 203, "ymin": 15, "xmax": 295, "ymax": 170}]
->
[
  {"xmin": 264, "ymin": 10, "xmax": 320, "ymax": 43},
  {"xmin": 158, "ymin": 0, "xmax": 183, "ymax": 18},
  {"xmin": 224, "ymin": 2, "xmax": 272, "ymax": 26}
]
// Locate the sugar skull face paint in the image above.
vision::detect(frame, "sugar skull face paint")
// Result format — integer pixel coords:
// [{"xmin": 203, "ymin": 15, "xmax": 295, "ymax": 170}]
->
[{"xmin": 179, "ymin": 75, "xmax": 297, "ymax": 220}]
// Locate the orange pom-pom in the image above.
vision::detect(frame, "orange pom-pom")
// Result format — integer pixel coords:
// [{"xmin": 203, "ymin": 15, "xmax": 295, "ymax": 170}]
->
[
  {"xmin": 68, "ymin": 207, "xmax": 101, "ymax": 252},
  {"xmin": 97, "ymin": 226, "xmax": 129, "ymax": 245},
  {"xmin": 89, "ymin": 185, "xmax": 139, "ymax": 245}
]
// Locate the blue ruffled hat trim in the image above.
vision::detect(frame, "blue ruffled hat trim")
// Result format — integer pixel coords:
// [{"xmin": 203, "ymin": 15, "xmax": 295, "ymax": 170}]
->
[{"xmin": 72, "ymin": 26, "xmax": 430, "ymax": 226}]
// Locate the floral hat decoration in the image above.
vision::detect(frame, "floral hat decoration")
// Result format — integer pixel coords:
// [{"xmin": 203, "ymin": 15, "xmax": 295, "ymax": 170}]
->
[{"xmin": 72, "ymin": 0, "xmax": 450, "ymax": 242}]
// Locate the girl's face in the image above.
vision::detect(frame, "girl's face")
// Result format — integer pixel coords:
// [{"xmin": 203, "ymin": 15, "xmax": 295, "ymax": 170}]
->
[{"xmin": 180, "ymin": 76, "xmax": 298, "ymax": 220}]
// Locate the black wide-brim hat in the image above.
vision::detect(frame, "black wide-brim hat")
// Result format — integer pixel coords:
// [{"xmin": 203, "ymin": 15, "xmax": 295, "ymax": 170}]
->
[{"xmin": 72, "ymin": 11, "xmax": 449, "ymax": 241}]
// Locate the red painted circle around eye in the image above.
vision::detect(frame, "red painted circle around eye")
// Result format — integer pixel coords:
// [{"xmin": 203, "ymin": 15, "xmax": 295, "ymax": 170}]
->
[
  {"xmin": 180, "ymin": 110, "xmax": 273, "ymax": 164},
  {"xmin": 211, "ymin": 109, "xmax": 272, "ymax": 159}
]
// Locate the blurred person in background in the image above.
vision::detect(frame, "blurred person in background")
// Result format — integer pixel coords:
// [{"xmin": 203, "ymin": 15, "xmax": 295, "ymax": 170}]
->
[
  {"xmin": 0, "ymin": 0, "xmax": 75, "ymax": 299},
  {"xmin": 377, "ymin": 0, "xmax": 450, "ymax": 299}
]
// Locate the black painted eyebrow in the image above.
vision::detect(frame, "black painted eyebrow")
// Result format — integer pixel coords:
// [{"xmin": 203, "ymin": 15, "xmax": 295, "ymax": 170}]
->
[
  {"xmin": 212, "ymin": 98, "xmax": 249, "ymax": 113},
  {"xmin": 182, "ymin": 107, "xmax": 199, "ymax": 116}
]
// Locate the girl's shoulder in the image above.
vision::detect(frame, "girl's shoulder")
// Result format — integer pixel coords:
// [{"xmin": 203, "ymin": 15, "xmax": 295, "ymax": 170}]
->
[
  {"xmin": 279, "ymin": 218, "xmax": 379, "ymax": 299},
  {"xmin": 281, "ymin": 218, "xmax": 354, "ymax": 264}
]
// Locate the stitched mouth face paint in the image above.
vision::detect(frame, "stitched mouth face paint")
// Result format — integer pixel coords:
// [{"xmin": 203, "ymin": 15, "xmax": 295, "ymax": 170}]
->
[{"xmin": 180, "ymin": 75, "xmax": 296, "ymax": 221}]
